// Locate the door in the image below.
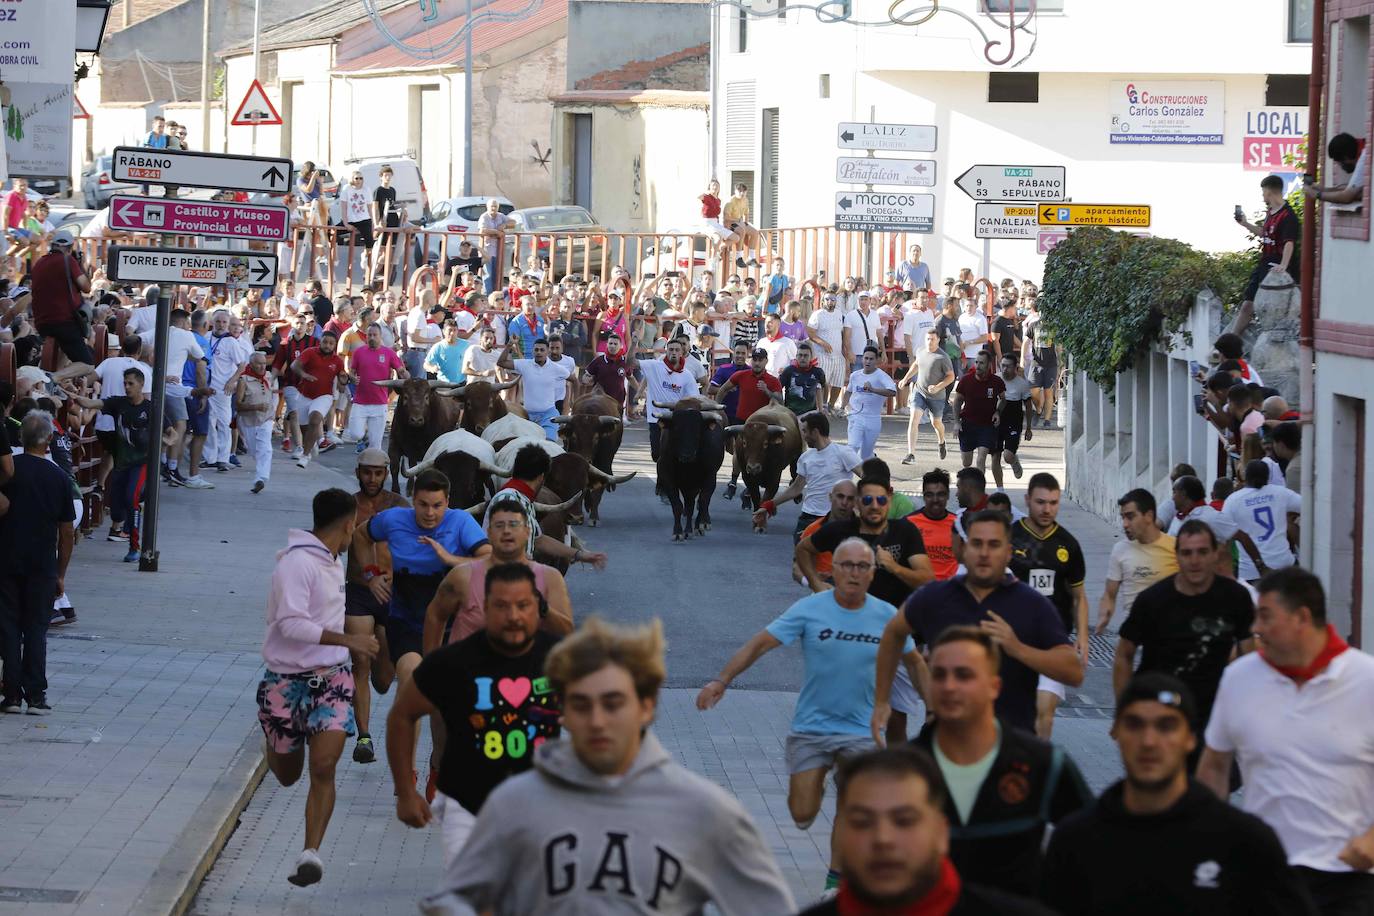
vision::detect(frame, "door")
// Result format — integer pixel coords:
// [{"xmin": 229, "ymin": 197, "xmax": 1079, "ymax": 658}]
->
[
  {"xmin": 417, "ymin": 84, "xmax": 449, "ymax": 200},
  {"xmin": 572, "ymin": 113, "xmax": 593, "ymax": 210},
  {"xmin": 760, "ymin": 108, "xmax": 779, "ymax": 228}
]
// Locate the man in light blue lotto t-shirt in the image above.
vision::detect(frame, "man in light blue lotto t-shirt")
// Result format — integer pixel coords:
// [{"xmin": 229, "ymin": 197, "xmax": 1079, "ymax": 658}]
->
[{"xmin": 694, "ymin": 537, "xmax": 922, "ymax": 894}]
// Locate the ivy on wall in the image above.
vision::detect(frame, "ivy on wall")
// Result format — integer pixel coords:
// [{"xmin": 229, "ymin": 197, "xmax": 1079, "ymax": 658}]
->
[{"xmin": 1040, "ymin": 227, "xmax": 1252, "ymax": 393}]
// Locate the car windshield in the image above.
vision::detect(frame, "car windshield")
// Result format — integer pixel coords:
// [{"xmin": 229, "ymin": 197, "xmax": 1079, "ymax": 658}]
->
[
  {"xmin": 525, "ymin": 208, "xmax": 595, "ymax": 229},
  {"xmin": 456, "ymin": 203, "xmax": 513, "ymax": 221}
]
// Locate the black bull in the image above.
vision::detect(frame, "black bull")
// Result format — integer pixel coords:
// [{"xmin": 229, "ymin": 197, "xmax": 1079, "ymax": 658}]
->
[
  {"xmin": 376, "ymin": 378, "xmax": 463, "ymax": 493},
  {"xmin": 655, "ymin": 399, "xmax": 727, "ymax": 541},
  {"xmin": 554, "ymin": 393, "xmax": 625, "ymax": 526}
]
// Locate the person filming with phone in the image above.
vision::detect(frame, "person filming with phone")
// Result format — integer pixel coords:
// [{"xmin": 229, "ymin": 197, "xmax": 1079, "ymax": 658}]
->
[
  {"xmin": 1229, "ymin": 174, "xmax": 1300, "ymax": 336},
  {"xmin": 29, "ymin": 231, "xmax": 94, "ymax": 366}
]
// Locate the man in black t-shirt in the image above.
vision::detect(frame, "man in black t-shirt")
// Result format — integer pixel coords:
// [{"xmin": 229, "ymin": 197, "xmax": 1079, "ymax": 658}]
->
[
  {"xmin": 1231, "ymin": 174, "xmax": 1301, "ymax": 335},
  {"xmin": 69, "ymin": 368, "xmax": 154, "ymax": 562},
  {"xmin": 1008, "ymin": 473, "xmax": 1087, "ymax": 739},
  {"xmin": 386, "ymin": 563, "xmax": 561, "ymax": 888},
  {"xmin": 779, "ymin": 343, "xmax": 826, "ymax": 415},
  {"xmin": 307, "ymin": 280, "xmax": 333, "ymax": 330},
  {"xmin": 990, "ymin": 297, "xmax": 1020, "ymax": 364},
  {"xmin": 1114, "ymin": 520, "xmax": 1255, "ymax": 769}
]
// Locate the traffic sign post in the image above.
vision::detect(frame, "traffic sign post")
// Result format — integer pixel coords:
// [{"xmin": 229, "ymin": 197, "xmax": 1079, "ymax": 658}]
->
[
  {"xmin": 1037, "ymin": 204, "xmax": 1151, "ymax": 227},
  {"xmin": 230, "ymin": 78, "xmax": 283, "ymax": 127},
  {"xmin": 107, "ymin": 195, "xmax": 291, "ymax": 242},
  {"xmin": 955, "ymin": 164, "xmax": 1066, "ymax": 202},
  {"xmin": 835, "ymin": 192, "xmax": 935, "ymax": 233},
  {"xmin": 110, "ymin": 146, "xmax": 293, "ymax": 195},
  {"xmin": 108, "ymin": 247, "xmax": 279, "ymax": 288},
  {"xmin": 974, "ymin": 204, "xmax": 1041, "ymax": 240},
  {"xmin": 835, "ymin": 157, "xmax": 936, "ymax": 187},
  {"xmin": 837, "ymin": 121, "xmax": 937, "ymax": 153}
]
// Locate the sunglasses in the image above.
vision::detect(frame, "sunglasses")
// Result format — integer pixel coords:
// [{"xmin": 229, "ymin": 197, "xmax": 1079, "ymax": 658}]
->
[{"xmin": 860, "ymin": 494, "xmax": 889, "ymax": 506}]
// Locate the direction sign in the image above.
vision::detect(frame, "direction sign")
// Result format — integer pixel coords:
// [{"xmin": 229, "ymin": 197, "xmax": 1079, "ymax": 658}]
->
[
  {"xmin": 108, "ymin": 246, "xmax": 278, "ymax": 288},
  {"xmin": 1037, "ymin": 230, "xmax": 1070, "ymax": 255},
  {"xmin": 974, "ymin": 204, "xmax": 1040, "ymax": 240},
  {"xmin": 108, "ymin": 196, "xmax": 291, "ymax": 242},
  {"xmin": 955, "ymin": 164, "xmax": 1066, "ymax": 203},
  {"xmin": 110, "ymin": 146, "xmax": 293, "ymax": 195},
  {"xmin": 835, "ymin": 192, "xmax": 934, "ymax": 233},
  {"xmin": 836, "ymin": 157, "xmax": 936, "ymax": 187},
  {"xmin": 1037, "ymin": 204, "xmax": 1151, "ymax": 228},
  {"xmin": 837, "ymin": 122, "xmax": 938, "ymax": 153}
]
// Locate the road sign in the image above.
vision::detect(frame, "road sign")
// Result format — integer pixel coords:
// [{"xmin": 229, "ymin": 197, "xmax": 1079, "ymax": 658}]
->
[
  {"xmin": 231, "ymin": 79, "xmax": 283, "ymax": 127},
  {"xmin": 107, "ymin": 246, "xmax": 278, "ymax": 288},
  {"xmin": 835, "ymin": 192, "xmax": 934, "ymax": 233},
  {"xmin": 837, "ymin": 122, "xmax": 937, "ymax": 153},
  {"xmin": 1037, "ymin": 230, "xmax": 1070, "ymax": 254},
  {"xmin": 974, "ymin": 204, "xmax": 1041, "ymax": 240},
  {"xmin": 108, "ymin": 195, "xmax": 291, "ymax": 242},
  {"xmin": 955, "ymin": 164, "xmax": 1066, "ymax": 203},
  {"xmin": 1037, "ymin": 204, "xmax": 1151, "ymax": 228},
  {"xmin": 110, "ymin": 147, "xmax": 293, "ymax": 195},
  {"xmin": 73, "ymin": 94, "xmax": 90, "ymax": 120},
  {"xmin": 835, "ymin": 157, "xmax": 936, "ymax": 187}
]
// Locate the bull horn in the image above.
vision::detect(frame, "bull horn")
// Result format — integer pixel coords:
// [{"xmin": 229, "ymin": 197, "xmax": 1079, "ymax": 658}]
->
[
  {"xmin": 402, "ymin": 459, "xmax": 434, "ymax": 478},
  {"xmin": 551, "ymin": 415, "xmax": 573, "ymax": 425},
  {"xmin": 723, "ymin": 424, "xmax": 744, "ymax": 437},
  {"xmin": 598, "ymin": 415, "xmax": 621, "ymax": 428},
  {"xmin": 588, "ymin": 466, "xmax": 636, "ymax": 485},
  {"xmin": 478, "ymin": 460, "xmax": 509, "ymax": 477},
  {"xmin": 434, "ymin": 385, "xmax": 466, "ymax": 397},
  {"xmin": 704, "ymin": 411, "xmax": 725, "ymax": 425},
  {"xmin": 428, "ymin": 379, "xmax": 462, "ymax": 390},
  {"xmin": 373, "ymin": 379, "xmax": 405, "ymax": 389},
  {"xmin": 652, "ymin": 400, "xmax": 677, "ymax": 410},
  {"xmin": 492, "ymin": 379, "xmax": 519, "ymax": 391},
  {"xmin": 767, "ymin": 424, "xmax": 786, "ymax": 436},
  {"xmin": 533, "ymin": 490, "xmax": 584, "ymax": 514},
  {"xmin": 697, "ymin": 399, "xmax": 727, "ymax": 411},
  {"xmin": 462, "ymin": 500, "xmax": 490, "ymax": 518}
]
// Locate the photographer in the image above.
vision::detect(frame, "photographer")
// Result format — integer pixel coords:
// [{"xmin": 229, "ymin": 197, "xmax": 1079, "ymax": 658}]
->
[
  {"xmin": 29, "ymin": 233, "xmax": 94, "ymax": 365},
  {"xmin": 1230, "ymin": 175, "xmax": 1300, "ymax": 335}
]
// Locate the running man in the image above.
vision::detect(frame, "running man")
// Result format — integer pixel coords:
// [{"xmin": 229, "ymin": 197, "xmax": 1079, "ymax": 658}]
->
[
  {"xmin": 256, "ymin": 488, "xmax": 379, "ymax": 887},
  {"xmin": 427, "ymin": 617, "xmax": 795, "ymax": 914},
  {"xmin": 843, "ymin": 346, "xmax": 897, "ymax": 460},
  {"xmin": 1008, "ymin": 473, "xmax": 1089, "ymax": 739},
  {"xmin": 905, "ymin": 468, "xmax": 961, "ymax": 581},
  {"xmin": 498, "ymin": 337, "xmax": 573, "ymax": 440},
  {"xmin": 1096, "ymin": 488, "xmax": 1177, "ymax": 635},
  {"xmin": 992, "ymin": 353, "xmax": 1033, "ymax": 486},
  {"xmin": 751, "ymin": 411, "xmax": 861, "ymax": 540},
  {"xmin": 899, "ymin": 327, "xmax": 955, "ymax": 464},
  {"xmin": 290, "ymin": 330, "xmax": 349, "ymax": 468},
  {"xmin": 950, "ymin": 349, "xmax": 1005, "ymax": 474}
]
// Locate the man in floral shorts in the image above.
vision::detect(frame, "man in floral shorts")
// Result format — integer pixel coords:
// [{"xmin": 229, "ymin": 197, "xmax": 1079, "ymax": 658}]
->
[{"xmin": 257, "ymin": 488, "xmax": 380, "ymax": 887}]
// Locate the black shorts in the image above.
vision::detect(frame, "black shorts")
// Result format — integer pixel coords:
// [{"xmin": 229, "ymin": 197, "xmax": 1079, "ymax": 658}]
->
[
  {"xmin": 794, "ymin": 511, "xmax": 822, "ymax": 545},
  {"xmin": 96, "ymin": 429, "xmax": 117, "ymax": 455},
  {"xmin": 958, "ymin": 425, "xmax": 998, "ymax": 453},
  {"xmin": 344, "ymin": 581, "xmax": 386, "ymax": 623},
  {"xmin": 1032, "ymin": 352, "xmax": 1059, "ymax": 390},
  {"xmin": 348, "ymin": 219, "xmax": 375, "ymax": 250},
  {"xmin": 384, "ymin": 618, "xmax": 424, "ymax": 664},
  {"xmin": 998, "ymin": 423, "xmax": 1022, "ymax": 454}
]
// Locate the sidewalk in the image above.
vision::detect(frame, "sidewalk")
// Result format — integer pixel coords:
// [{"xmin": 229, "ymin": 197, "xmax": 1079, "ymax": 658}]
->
[{"xmin": 0, "ymin": 457, "xmax": 357, "ymax": 916}]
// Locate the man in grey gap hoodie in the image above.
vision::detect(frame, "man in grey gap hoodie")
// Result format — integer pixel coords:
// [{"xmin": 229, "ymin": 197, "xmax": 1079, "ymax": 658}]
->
[{"xmin": 420, "ymin": 617, "xmax": 796, "ymax": 916}]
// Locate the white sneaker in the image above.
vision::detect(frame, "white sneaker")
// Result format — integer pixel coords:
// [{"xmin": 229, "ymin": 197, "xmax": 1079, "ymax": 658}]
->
[
  {"xmin": 287, "ymin": 848, "xmax": 323, "ymax": 887},
  {"xmin": 291, "ymin": 448, "xmax": 304, "ymax": 459},
  {"xmin": 296, "ymin": 455, "xmax": 310, "ymax": 469},
  {"xmin": 182, "ymin": 475, "xmax": 215, "ymax": 490}
]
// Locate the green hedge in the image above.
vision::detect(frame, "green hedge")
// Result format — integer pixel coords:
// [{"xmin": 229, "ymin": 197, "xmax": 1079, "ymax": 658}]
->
[{"xmin": 1040, "ymin": 227, "xmax": 1252, "ymax": 393}]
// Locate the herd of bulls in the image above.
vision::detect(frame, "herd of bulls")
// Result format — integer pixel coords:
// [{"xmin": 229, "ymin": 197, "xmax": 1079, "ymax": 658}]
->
[{"xmin": 372, "ymin": 377, "xmax": 808, "ymax": 550}]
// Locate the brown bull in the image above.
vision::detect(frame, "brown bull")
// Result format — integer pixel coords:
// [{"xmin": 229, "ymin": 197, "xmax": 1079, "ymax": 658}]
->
[
  {"xmin": 553, "ymin": 393, "xmax": 627, "ymax": 526},
  {"xmin": 454, "ymin": 378, "xmax": 520, "ymax": 435},
  {"xmin": 724, "ymin": 403, "xmax": 804, "ymax": 534},
  {"xmin": 375, "ymin": 378, "xmax": 463, "ymax": 493}
]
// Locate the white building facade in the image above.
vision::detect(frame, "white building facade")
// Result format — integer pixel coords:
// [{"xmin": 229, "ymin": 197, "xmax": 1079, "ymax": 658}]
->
[{"xmin": 711, "ymin": 0, "xmax": 1313, "ymax": 282}]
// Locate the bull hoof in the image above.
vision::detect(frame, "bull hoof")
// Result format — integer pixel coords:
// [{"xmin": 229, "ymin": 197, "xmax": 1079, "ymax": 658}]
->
[
  {"xmin": 700, "ymin": 520, "xmax": 711, "ymax": 531},
  {"xmin": 588, "ymin": 518, "xmax": 599, "ymax": 527},
  {"xmin": 682, "ymin": 529, "xmax": 692, "ymax": 540},
  {"xmin": 754, "ymin": 526, "xmax": 767, "ymax": 535},
  {"xmin": 672, "ymin": 532, "xmax": 684, "ymax": 542},
  {"xmin": 695, "ymin": 524, "xmax": 707, "ymax": 537}
]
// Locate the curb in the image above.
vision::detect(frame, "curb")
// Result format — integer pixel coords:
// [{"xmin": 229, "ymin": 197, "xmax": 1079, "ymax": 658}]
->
[{"xmin": 134, "ymin": 725, "xmax": 267, "ymax": 916}]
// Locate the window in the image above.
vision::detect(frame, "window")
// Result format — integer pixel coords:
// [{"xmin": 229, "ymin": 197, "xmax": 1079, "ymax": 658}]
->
[
  {"xmin": 819, "ymin": 74, "xmax": 830, "ymax": 99},
  {"xmin": 455, "ymin": 203, "xmax": 513, "ymax": 221},
  {"xmin": 988, "ymin": 72, "xmax": 1039, "ymax": 103},
  {"xmin": 735, "ymin": 7, "xmax": 748, "ymax": 53},
  {"xmin": 982, "ymin": 0, "xmax": 1064, "ymax": 11},
  {"xmin": 1288, "ymin": 0, "xmax": 1313, "ymax": 43},
  {"xmin": 1265, "ymin": 74, "xmax": 1308, "ymax": 107}
]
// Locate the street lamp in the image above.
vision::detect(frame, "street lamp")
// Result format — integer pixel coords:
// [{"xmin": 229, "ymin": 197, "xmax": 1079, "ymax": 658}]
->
[{"xmin": 76, "ymin": 0, "xmax": 114, "ymax": 55}]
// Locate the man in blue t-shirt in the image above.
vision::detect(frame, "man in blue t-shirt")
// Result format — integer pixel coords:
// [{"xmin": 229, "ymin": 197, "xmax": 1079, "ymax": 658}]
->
[{"xmin": 696, "ymin": 538, "xmax": 921, "ymax": 894}]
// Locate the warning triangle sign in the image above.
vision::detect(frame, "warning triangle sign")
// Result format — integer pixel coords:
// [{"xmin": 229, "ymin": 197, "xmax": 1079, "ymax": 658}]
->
[
  {"xmin": 73, "ymin": 94, "xmax": 90, "ymax": 120},
  {"xmin": 231, "ymin": 79, "xmax": 282, "ymax": 127}
]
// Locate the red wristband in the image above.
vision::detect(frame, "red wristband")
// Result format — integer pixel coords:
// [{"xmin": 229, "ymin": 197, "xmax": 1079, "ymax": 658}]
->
[
  {"xmin": 762, "ymin": 500, "xmax": 777, "ymax": 516},
  {"xmin": 363, "ymin": 565, "xmax": 383, "ymax": 578}
]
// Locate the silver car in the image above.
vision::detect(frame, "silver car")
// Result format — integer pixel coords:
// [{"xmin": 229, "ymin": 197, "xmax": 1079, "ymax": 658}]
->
[{"xmin": 80, "ymin": 155, "xmax": 138, "ymax": 209}]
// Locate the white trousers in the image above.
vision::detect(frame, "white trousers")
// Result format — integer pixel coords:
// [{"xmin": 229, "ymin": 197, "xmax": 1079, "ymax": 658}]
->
[
  {"xmin": 348, "ymin": 403, "xmax": 388, "ymax": 450},
  {"xmin": 241, "ymin": 420, "xmax": 273, "ymax": 482},
  {"xmin": 847, "ymin": 414, "xmax": 881, "ymax": 460},
  {"xmin": 433, "ymin": 792, "xmax": 476, "ymax": 890},
  {"xmin": 206, "ymin": 393, "xmax": 234, "ymax": 463}
]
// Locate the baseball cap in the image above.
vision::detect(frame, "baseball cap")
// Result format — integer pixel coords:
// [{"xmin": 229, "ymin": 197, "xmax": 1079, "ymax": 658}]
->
[
  {"xmin": 857, "ymin": 290, "xmax": 871, "ymax": 299},
  {"xmin": 751, "ymin": 347, "xmax": 768, "ymax": 359},
  {"xmin": 357, "ymin": 448, "xmax": 389, "ymax": 468},
  {"xmin": 1115, "ymin": 672, "xmax": 1198, "ymax": 729},
  {"xmin": 50, "ymin": 231, "xmax": 74, "ymax": 249},
  {"xmin": 698, "ymin": 326, "xmax": 718, "ymax": 338}
]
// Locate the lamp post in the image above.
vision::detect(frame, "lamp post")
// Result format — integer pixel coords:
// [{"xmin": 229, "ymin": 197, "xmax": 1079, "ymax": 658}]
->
[{"xmin": 76, "ymin": 0, "xmax": 113, "ymax": 55}]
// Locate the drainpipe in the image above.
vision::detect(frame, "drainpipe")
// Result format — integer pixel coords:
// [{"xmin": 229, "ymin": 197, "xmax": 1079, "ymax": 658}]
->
[{"xmin": 1298, "ymin": 0, "xmax": 1322, "ymax": 569}]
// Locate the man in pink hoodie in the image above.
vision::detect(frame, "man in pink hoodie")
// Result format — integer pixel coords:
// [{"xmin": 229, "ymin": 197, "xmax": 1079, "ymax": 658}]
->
[{"xmin": 257, "ymin": 488, "xmax": 380, "ymax": 888}]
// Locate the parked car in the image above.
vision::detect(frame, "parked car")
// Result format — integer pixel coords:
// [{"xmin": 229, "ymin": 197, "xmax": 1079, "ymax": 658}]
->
[
  {"xmin": 28, "ymin": 177, "xmax": 70, "ymax": 198},
  {"xmin": 638, "ymin": 233, "xmax": 711, "ymax": 282},
  {"xmin": 246, "ymin": 165, "xmax": 339, "ymax": 208},
  {"xmin": 414, "ymin": 195, "xmax": 516, "ymax": 267},
  {"xmin": 506, "ymin": 206, "xmax": 608, "ymax": 277},
  {"xmin": 47, "ymin": 207, "xmax": 99, "ymax": 237},
  {"xmin": 80, "ymin": 155, "xmax": 138, "ymax": 208}
]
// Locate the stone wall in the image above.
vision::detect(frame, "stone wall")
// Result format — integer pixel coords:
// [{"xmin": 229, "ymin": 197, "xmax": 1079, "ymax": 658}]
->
[{"xmin": 1244, "ymin": 275, "xmax": 1301, "ymax": 405}]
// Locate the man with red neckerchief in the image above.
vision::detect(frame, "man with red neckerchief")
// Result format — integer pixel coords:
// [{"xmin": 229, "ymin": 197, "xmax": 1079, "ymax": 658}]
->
[
  {"xmin": 797, "ymin": 745, "xmax": 1055, "ymax": 916},
  {"xmin": 1199, "ymin": 567, "xmax": 1374, "ymax": 916},
  {"xmin": 713, "ymin": 346, "xmax": 783, "ymax": 419}
]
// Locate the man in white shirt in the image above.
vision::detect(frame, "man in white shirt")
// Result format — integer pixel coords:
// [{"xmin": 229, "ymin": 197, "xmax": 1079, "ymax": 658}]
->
[
  {"xmin": 957, "ymin": 296, "xmax": 990, "ymax": 364},
  {"xmin": 476, "ymin": 199, "xmax": 514, "ymax": 294},
  {"xmin": 634, "ymin": 338, "xmax": 700, "ymax": 467},
  {"xmin": 1167, "ymin": 475, "xmax": 1269, "ymax": 578},
  {"xmin": 125, "ymin": 286, "xmax": 159, "ymax": 338},
  {"xmin": 901, "ymin": 290, "xmax": 938, "ymax": 359},
  {"xmin": 806, "ymin": 291, "xmax": 847, "ymax": 410},
  {"xmin": 842, "ymin": 291, "xmax": 883, "ymax": 370},
  {"xmin": 497, "ymin": 337, "xmax": 572, "ymax": 440},
  {"xmin": 749, "ymin": 411, "xmax": 861, "ymax": 540},
  {"xmin": 843, "ymin": 346, "xmax": 897, "ymax": 460},
  {"xmin": 1199, "ymin": 567, "xmax": 1374, "ymax": 914},
  {"xmin": 757, "ymin": 315, "xmax": 798, "ymax": 376},
  {"xmin": 204, "ymin": 309, "xmax": 251, "ymax": 471},
  {"xmin": 1222, "ymin": 460, "xmax": 1302, "ymax": 583},
  {"xmin": 460, "ymin": 326, "xmax": 502, "ymax": 380}
]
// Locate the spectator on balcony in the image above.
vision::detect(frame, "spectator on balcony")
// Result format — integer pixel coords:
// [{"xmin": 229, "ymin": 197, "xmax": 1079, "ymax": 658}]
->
[
  {"xmin": 1231, "ymin": 175, "xmax": 1300, "ymax": 335},
  {"xmin": 895, "ymin": 244, "xmax": 932, "ymax": 291},
  {"xmin": 476, "ymin": 199, "xmax": 514, "ymax": 295},
  {"xmin": 29, "ymin": 233, "xmax": 93, "ymax": 366},
  {"xmin": 723, "ymin": 182, "xmax": 761, "ymax": 269},
  {"xmin": 1303, "ymin": 131, "xmax": 1367, "ymax": 207},
  {"xmin": 1208, "ymin": 332, "xmax": 1264, "ymax": 387}
]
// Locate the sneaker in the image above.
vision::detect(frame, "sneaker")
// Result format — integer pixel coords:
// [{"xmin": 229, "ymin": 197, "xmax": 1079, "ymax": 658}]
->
[
  {"xmin": 291, "ymin": 447, "xmax": 305, "ymax": 460},
  {"xmin": 0, "ymin": 697, "xmax": 22, "ymax": 714},
  {"xmin": 182, "ymin": 475, "xmax": 215, "ymax": 490},
  {"xmin": 723, "ymin": 482, "xmax": 737, "ymax": 501},
  {"xmin": 281, "ymin": 437, "xmax": 293, "ymax": 453},
  {"xmin": 318, "ymin": 439, "xmax": 337, "ymax": 454},
  {"xmin": 170, "ymin": 468, "xmax": 189, "ymax": 486},
  {"xmin": 735, "ymin": 256, "xmax": 747, "ymax": 269},
  {"xmin": 340, "ymin": 433, "xmax": 359, "ymax": 444},
  {"xmin": 938, "ymin": 440, "xmax": 947, "ymax": 460},
  {"xmin": 296, "ymin": 455, "xmax": 310, "ymax": 469},
  {"xmin": 352, "ymin": 735, "xmax": 376, "ymax": 764},
  {"xmin": 106, "ymin": 529, "xmax": 129, "ymax": 542},
  {"xmin": 25, "ymin": 696, "xmax": 51, "ymax": 715},
  {"xmin": 49, "ymin": 611, "xmax": 76, "ymax": 627},
  {"xmin": 200, "ymin": 461, "xmax": 214, "ymax": 470},
  {"xmin": 901, "ymin": 452, "xmax": 915, "ymax": 465},
  {"xmin": 287, "ymin": 848, "xmax": 324, "ymax": 887},
  {"xmin": 124, "ymin": 548, "xmax": 140, "ymax": 563},
  {"xmin": 215, "ymin": 462, "xmax": 231, "ymax": 473},
  {"xmin": 228, "ymin": 455, "xmax": 243, "ymax": 468},
  {"xmin": 252, "ymin": 480, "xmax": 266, "ymax": 494},
  {"xmin": 1009, "ymin": 453, "xmax": 1023, "ymax": 478},
  {"xmin": 748, "ymin": 257, "xmax": 761, "ymax": 267},
  {"xmin": 355, "ymin": 440, "xmax": 368, "ymax": 455}
]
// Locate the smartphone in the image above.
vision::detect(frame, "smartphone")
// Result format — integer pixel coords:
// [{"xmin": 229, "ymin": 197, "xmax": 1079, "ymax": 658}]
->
[
  {"xmin": 1188, "ymin": 359, "xmax": 1201, "ymax": 379},
  {"xmin": 1303, "ymin": 173, "xmax": 1315, "ymax": 185},
  {"xmin": 1193, "ymin": 393, "xmax": 1206, "ymax": 416},
  {"xmin": 1233, "ymin": 205, "xmax": 1244, "ymax": 220}
]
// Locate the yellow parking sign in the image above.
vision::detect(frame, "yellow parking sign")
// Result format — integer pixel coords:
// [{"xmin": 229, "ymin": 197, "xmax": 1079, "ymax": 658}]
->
[{"xmin": 1037, "ymin": 204, "xmax": 1151, "ymax": 227}]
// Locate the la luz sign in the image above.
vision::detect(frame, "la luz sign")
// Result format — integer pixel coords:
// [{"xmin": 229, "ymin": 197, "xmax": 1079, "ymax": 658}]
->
[
  {"xmin": 108, "ymin": 247, "xmax": 279, "ymax": 288},
  {"xmin": 109, "ymin": 196, "xmax": 290, "ymax": 242},
  {"xmin": 110, "ymin": 147, "xmax": 293, "ymax": 195},
  {"xmin": 837, "ymin": 122, "xmax": 938, "ymax": 153}
]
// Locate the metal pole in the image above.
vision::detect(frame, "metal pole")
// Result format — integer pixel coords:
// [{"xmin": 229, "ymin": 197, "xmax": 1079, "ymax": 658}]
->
[
  {"xmin": 250, "ymin": 0, "xmax": 260, "ymax": 155},
  {"xmin": 981, "ymin": 237, "xmax": 991, "ymax": 282},
  {"xmin": 139, "ymin": 182, "xmax": 180, "ymax": 572},
  {"xmin": 708, "ymin": 0, "xmax": 719, "ymax": 178},
  {"xmin": 463, "ymin": 0, "xmax": 473, "ymax": 196},
  {"xmin": 200, "ymin": 0, "xmax": 211, "ymax": 150},
  {"xmin": 1297, "ymin": 0, "xmax": 1323, "ymax": 569}
]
